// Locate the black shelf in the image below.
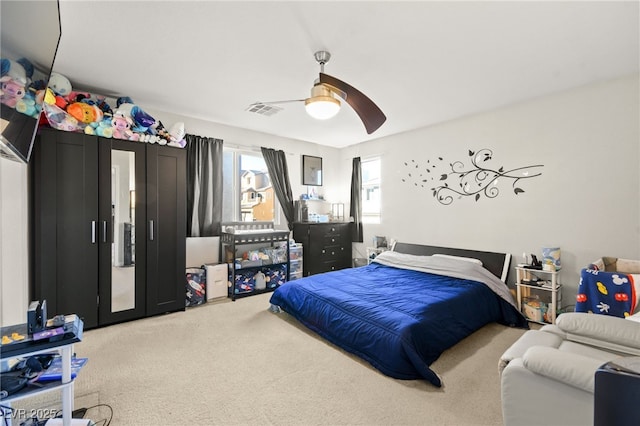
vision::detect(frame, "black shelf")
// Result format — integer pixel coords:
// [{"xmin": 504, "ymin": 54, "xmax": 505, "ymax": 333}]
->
[{"xmin": 220, "ymin": 222, "xmax": 291, "ymax": 301}]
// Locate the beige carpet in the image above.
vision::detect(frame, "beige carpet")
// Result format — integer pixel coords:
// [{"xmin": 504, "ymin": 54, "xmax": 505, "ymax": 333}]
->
[{"xmin": 17, "ymin": 293, "xmax": 529, "ymax": 425}]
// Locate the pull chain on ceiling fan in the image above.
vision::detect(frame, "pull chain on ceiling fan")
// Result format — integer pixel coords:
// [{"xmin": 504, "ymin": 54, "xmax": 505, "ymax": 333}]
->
[{"xmin": 248, "ymin": 51, "xmax": 387, "ymax": 134}]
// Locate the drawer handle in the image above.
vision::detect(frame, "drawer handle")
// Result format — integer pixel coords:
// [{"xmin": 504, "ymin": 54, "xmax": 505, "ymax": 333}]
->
[
  {"xmin": 331, "ymin": 266, "xmax": 335, "ymax": 270},
  {"xmin": 331, "ymin": 238, "xmax": 335, "ymax": 242},
  {"xmin": 331, "ymin": 251, "xmax": 335, "ymax": 255}
]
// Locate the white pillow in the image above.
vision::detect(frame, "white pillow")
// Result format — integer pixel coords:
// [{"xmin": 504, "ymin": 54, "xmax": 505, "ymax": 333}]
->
[{"xmin": 432, "ymin": 254, "xmax": 483, "ymax": 266}]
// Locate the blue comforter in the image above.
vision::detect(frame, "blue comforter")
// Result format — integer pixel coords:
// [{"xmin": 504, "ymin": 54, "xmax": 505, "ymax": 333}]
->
[{"xmin": 270, "ymin": 257, "xmax": 526, "ymax": 387}]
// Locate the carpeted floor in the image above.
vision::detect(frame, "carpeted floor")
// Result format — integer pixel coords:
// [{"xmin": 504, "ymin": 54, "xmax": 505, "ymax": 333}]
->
[{"xmin": 13, "ymin": 292, "xmax": 529, "ymax": 425}]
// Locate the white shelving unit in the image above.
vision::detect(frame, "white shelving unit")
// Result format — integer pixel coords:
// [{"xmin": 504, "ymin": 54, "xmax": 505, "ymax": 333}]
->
[
  {"xmin": 1, "ymin": 320, "xmax": 83, "ymax": 426},
  {"xmin": 515, "ymin": 266, "xmax": 561, "ymax": 324}
]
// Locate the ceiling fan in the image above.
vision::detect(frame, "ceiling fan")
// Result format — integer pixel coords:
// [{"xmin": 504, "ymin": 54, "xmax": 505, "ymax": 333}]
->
[{"xmin": 248, "ymin": 51, "xmax": 387, "ymax": 134}]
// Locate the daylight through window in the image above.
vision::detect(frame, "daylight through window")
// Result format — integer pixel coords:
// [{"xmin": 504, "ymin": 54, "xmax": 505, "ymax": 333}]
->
[
  {"xmin": 361, "ymin": 157, "xmax": 381, "ymax": 223},
  {"xmin": 222, "ymin": 149, "xmax": 277, "ymax": 223}
]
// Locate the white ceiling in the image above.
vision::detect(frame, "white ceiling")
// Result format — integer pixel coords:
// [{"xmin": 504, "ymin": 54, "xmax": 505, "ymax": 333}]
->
[{"xmin": 53, "ymin": 0, "xmax": 639, "ymax": 148}]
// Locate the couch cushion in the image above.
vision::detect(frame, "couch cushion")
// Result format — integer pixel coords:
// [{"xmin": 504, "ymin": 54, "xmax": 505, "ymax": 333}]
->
[
  {"xmin": 522, "ymin": 346, "xmax": 605, "ymax": 393},
  {"xmin": 558, "ymin": 340, "xmax": 623, "ymax": 361},
  {"xmin": 556, "ymin": 312, "xmax": 640, "ymax": 355}
]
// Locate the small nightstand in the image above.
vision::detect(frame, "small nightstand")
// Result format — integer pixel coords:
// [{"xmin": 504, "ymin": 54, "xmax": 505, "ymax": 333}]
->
[
  {"xmin": 366, "ymin": 247, "xmax": 388, "ymax": 264},
  {"xmin": 515, "ymin": 266, "xmax": 562, "ymax": 324}
]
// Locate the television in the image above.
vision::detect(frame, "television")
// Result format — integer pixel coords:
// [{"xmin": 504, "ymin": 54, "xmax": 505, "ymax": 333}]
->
[{"xmin": 0, "ymin": 0, "xmax": 61, "ymax": 163}]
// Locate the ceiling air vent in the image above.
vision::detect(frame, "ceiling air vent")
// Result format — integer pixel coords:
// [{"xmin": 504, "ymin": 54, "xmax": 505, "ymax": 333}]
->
[{"xmin": 246, "ymin": 103, "xmax": 282, "ymax": 117}]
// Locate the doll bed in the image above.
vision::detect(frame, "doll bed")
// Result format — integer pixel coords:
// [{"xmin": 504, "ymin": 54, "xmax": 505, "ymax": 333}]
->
[{"xmin": 269, "ymin": 243, "xmax": 527, "ymax": 387}]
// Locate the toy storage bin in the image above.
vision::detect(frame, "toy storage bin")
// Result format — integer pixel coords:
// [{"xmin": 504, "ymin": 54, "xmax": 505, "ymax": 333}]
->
[
  {"xmin": 290, "ymin": 258, "xmax": 302, "ymax": 275},
  {"xmin": 263, "ymin": 264, "xmax": 288, "ymax": 288},
  {"xmin": 290, "ymin": 244, "xmax": 303, "ymax": 260},
  {"xmin": 185, "ymin": 267, "xmax": 206, "ymax": 306},
  {"xmin": 234, "ymin": 270, "xmax": 257, "ymax": 294}
]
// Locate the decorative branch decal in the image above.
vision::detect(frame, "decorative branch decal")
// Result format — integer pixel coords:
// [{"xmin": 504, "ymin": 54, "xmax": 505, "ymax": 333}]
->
[{"xmin": 401, "ymin": 149, "xmax": 543, "ymax": 205}]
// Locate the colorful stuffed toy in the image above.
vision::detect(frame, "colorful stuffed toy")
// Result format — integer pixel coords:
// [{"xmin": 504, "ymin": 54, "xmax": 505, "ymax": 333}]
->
[
  {"xmin": 47, "ymin": 72, "xmax": 72, "ymax": 100},
  {"xmin": 111, "ymin": 112, "xmax": 139, "ymax": 141},
  {"xmin": 66, "ymin": 102, "xmax": 103, "ymax": 124},
  {"xmin": 0, "ymin": 76, "xmax": 27, "ymax": 107},
  {"xmin": 0, "ymin": 58, "xmax": 33, "ymax": 108}
]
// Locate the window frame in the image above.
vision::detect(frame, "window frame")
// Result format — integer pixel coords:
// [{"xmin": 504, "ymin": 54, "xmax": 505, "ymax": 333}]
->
[
  {"xmin": 222, "ymin": 147, "xmax": 280, "ymax": 224},
  {"xmin": 361, "ymin": 156, "xmax": 381, "ymax": 224}
]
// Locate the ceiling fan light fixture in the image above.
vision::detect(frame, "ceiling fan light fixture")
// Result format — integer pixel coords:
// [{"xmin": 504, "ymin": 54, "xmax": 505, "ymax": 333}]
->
[
  {"xmin": 305, "ymin": 83, "xmax": 340, "ymax": 120},
  {"xmin": 305, "ymin": 96, "xmax": 340, "ymax": 120}
]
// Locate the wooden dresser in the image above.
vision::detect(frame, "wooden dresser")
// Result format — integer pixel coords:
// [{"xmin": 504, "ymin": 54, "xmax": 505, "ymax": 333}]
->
[{"xmin": 293, "ymin": 222, "xmax": 352, "ymax": 276}]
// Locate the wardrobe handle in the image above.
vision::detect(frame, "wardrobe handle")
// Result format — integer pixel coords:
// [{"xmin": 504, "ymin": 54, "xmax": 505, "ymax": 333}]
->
[
  {"xmin": 91, "ymin": 221, "xmax": 97, "ymax": 244},
  {"xmin": 149, "ymin": 220, "xmax": 154, "ymax": 241},
  {"xmin": 102, "ymin": 221, "xmax": 108, "ymax": 243}
]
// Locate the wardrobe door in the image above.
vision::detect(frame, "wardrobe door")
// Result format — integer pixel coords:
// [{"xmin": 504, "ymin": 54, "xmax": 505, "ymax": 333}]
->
[
  {"xmin": 145, "ymin": 144, "xmax": 186, "ymax": 315},
  {"xmin": 33, "ymin": 129, "xmax": 99, "ymax": 328},
  {"xmin": 98, "ymin": 139, "xmax": 147, "ymax": 325}
]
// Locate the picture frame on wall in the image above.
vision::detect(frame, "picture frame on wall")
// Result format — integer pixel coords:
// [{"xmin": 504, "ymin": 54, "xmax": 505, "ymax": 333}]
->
[
  {"xmin": 302, "ymin": 155, "xmax": 323, "ymax": 186},
  {"xmin": 373, "ymin": 236, "xmax": 388, "ymax": 249}
]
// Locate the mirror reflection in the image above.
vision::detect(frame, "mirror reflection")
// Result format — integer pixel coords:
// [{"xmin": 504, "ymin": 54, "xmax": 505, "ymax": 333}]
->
[{"xmin": 111, "ymin": 150, "xmax": 136, "ymax": 312}]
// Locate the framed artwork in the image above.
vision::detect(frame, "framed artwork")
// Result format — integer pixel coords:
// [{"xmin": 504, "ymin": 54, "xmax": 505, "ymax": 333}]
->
[
  {"xmin": 373, "ymin": 236, "xmax": 388, "ymax": 249},
  {"xmin": 302, "ymin": 155, "xmax": 323, "ymax": 186}
]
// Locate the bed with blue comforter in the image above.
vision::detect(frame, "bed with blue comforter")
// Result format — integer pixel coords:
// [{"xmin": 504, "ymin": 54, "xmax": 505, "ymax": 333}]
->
[{"xmin": 269, "ymin": 249, "xmax": 527, "ymax": 387}]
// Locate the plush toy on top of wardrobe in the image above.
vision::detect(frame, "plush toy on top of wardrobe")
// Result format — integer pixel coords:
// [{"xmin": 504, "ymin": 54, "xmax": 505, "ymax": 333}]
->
[
  {"xmin": 0, "ymin": 57, "xmax": 37, "ymax": 112},
  {"xmin": 37, "ymin": 70, "xmax": 186, "ymax": 147}
]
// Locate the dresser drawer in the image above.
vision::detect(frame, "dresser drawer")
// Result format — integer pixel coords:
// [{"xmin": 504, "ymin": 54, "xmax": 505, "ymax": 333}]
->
[
  {"xmin": 313, "ymin": 259, "xmax": 351, "ymax": 274},
  {"xmin": 310, "ymin": 244, "xmax": 349, "ymax": 260}
]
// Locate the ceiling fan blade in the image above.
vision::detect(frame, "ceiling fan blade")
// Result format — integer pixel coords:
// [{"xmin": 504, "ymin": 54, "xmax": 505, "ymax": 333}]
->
[
  {"xmin": 319, "ymin": 73, "xmax": 386, "ymax": 134},
  {"xmin": 250, "ymin": 99, "xmax": 305, "ymax": 106}
]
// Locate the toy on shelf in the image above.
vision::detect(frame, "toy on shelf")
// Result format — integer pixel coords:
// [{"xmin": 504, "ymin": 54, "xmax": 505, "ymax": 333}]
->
[
  {"xmin": 0, "ymin": 58, "xmax": 33, "ymax": 108},
  {"xmin": 111, "ymin": 112, "xmax": 139, "ymax": 141},
  {"xmin": 37, "ymin": 71, "xmax": 187, "ymax": 146}
]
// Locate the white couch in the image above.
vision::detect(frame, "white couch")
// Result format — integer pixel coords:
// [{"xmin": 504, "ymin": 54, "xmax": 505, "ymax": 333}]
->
[{"xmin": 499, "ymin": 312, "xmax": 640, "ymax": 426}]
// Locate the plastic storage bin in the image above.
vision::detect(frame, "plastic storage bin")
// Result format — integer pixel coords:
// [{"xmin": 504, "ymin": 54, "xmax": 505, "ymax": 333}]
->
[
  {"xmin": 290, "ymin": 244, "xmax": 303, "ymax": 260},
  {"xmin": 186, "ymin": 267, "xmax": 206, "ymax": 306}
]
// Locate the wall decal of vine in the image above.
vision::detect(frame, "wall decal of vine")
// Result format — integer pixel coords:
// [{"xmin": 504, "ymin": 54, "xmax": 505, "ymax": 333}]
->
[{"xmin": 401, "ymin": 149, "xmax": 543, "ymax": 205}]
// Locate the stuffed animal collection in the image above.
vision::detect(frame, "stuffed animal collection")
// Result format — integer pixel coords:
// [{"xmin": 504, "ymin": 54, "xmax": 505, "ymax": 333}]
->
[
  {"xmin": 0, "ymin": 58, "xmax": 39, "ymax": 114},
  {"xmin": 29, "ymin": 67, "xmax": 186, "ymax": 148}
]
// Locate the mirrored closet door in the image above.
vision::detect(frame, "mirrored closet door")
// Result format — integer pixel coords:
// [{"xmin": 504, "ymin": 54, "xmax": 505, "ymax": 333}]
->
[{"xmin": 98, "ymin": 140, "xmax": 146, "ymax": 325}]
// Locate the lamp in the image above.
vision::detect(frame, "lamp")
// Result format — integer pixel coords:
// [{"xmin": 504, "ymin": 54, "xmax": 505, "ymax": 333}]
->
[{"xmin": 305, "ymin": 84, "xmax": 340, "ymax": 120}]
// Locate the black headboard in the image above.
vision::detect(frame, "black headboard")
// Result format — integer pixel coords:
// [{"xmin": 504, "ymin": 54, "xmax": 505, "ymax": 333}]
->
[{"xmin": 392, "ymin": 242, "xmax": 511, "ymax": 282}]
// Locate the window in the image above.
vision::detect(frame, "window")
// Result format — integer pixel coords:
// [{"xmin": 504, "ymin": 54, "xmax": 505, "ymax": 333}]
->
[
  {"xmin": 222, "ymin": 149, "xmax": 278, "ymax": 223},
  {"xmin": 361, "ymin": 157, "xmax": 381, "ymax": 223}
]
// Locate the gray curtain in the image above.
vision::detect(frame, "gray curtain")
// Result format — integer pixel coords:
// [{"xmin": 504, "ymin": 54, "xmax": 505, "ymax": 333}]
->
[
  {"xmin": 350, "ymin": 157, "xmax": 363, "ymax": 242},
  {"xmin": 186, "ymin": 134, "xmax": 223, "ymax": 237},
  {"xmin": 260, "ymin": 147, "xmax": 295, "ymax": 231}
]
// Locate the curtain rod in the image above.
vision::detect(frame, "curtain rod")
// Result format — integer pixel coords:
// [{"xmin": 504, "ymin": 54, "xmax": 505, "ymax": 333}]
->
[{"xmin": 224, "ymin": 143, "xmax": 295, "ymax": 156}]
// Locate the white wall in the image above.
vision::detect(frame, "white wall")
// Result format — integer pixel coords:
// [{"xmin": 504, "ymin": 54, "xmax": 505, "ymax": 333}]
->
[
  {"xmin": 144, "ymin": 108, "xmax": 346, "ymax": 227},
  {"xmin": 0, "ymin": 158, "xmax": 29, "ymax": 326},
  {"xmin": 341, "ymin": 74, "xmax": 640, "ymax": 305}
]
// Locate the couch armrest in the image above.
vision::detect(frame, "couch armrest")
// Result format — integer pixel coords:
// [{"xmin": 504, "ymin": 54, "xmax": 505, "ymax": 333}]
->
[
  {"xmin": 556, "ymin": 312, "xmax": 640, "ymax": 355},
  {"xmin": 498, "ymin": 329, "xmax": 563, "ymax": 373},
  {"xmin": 522, "ymin": 346, "xmax": 605, "ymax": 392}
]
